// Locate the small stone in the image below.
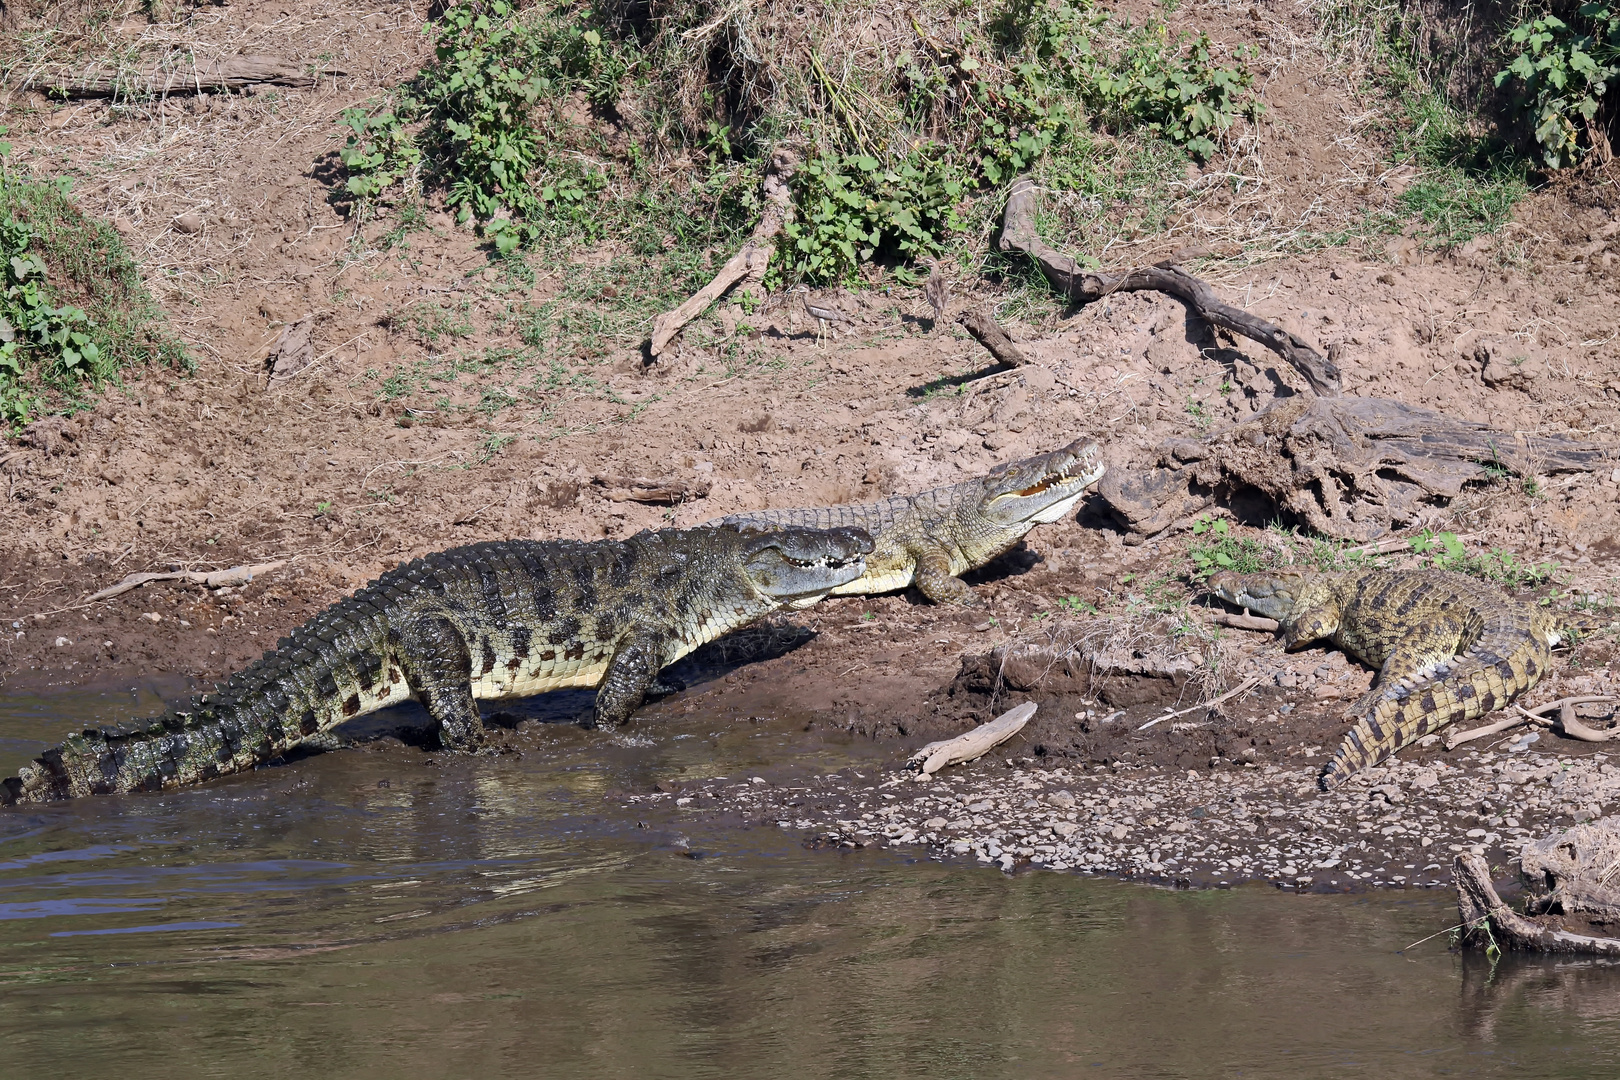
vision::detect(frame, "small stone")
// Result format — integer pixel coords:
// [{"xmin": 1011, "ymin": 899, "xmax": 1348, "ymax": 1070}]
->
[
  {"xmin": 1111, "ymin": 824, "xmax": 1129, "ymax": 840},
  {"xmin": 924, "ymin": 817, "xmax": 948, "ymax": 829}
]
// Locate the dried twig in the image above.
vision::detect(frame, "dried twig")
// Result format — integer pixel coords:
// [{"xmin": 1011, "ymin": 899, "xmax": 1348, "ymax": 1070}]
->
[
  {"xmin": 85, "ymin": 560, "xmax": 288, "ymax": 603},
  {"xmin": 1139, "ymin": 675, "xmax": 1261, "ymax": 730},
  {"xmin": 907, "ymin": 702, "xmax": 1037, "ymax": 775}
]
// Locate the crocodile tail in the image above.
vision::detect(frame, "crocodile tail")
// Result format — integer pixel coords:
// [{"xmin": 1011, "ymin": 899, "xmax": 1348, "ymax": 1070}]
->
[
  {"xmin": 1321, "ymin": 627, "xmax": 1552, "ymax": 790},
  {"xmin": 4, "ymin": 588, "xmax": 407, "ymax": 804}
]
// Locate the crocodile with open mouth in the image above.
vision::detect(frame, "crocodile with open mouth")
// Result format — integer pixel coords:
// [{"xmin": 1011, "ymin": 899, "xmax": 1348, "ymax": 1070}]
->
[
  {"xmin": 715, "ymin": 438, "xmax": 1105, "ymax": 605},
  {"xmin": 3, "ymin": 524, "xmax": 872, "ymax": 803}
]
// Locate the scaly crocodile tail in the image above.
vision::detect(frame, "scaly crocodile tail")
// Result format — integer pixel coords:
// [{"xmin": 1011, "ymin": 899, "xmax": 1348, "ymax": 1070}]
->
[
  {"xmin": 3, "ymin": 590, "xmax": 405, "ymax": 804},
  {"xmin": 1320, "ymin": 626, "xmax": 1551, "ymax": 789}
]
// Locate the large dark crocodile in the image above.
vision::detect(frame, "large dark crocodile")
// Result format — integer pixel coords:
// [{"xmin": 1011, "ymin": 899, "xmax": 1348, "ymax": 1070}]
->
[
  {"xmin": 3, "ymin": 525, "xmax": 871, "ymax": 803},
  {"xmin": 1207, "ymin": 569, "xmax": 1560, "ymax": 789},
  {"xmin": 716, "ymin": 439, "xmax": 1104, "ymax": 606}
]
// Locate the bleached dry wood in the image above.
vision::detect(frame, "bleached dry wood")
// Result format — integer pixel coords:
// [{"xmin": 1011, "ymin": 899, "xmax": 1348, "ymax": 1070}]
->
[
  {"xmin": 1455, "ymin": 852, "xmax": 1620, "ymax": 956},
  {"xmin": 86, "ymin": 560, "xmax": 288, "ymax": 603},
  {"xmin": 648, "ymin": 149, "xmax": 797, "ymax": 358},
  {"xmin": 1554, "ymin": 697, "xmax": 1620, "ymax": 742},
  {"xmin": 1444, "ymin": 695, "xmax": 1616, "ymax": 748},
  {"xmin": 52, "ymin": 55, "xmax": 344, "ymax": 98},
  {"xmin": 907, "ymin": 701, "xmax": 1037, "ymax": 775},
  {"xmin": 1210, "ymin": 611, "xmax": 1280, "ymax": 632},
  {"xmin": 1138, "ymin": 675, "xmax": 1261, "ymax": 730}
]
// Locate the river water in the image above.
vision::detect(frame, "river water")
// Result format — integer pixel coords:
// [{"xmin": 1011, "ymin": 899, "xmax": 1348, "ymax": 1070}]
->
[{"xmin": 3, "ymin": 679, "xmax": 1619, "ymax": 1078}]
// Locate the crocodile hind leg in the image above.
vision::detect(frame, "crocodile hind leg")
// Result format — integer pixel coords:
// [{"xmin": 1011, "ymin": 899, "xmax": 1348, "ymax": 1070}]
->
[
  {"xmin": 589, "ymin": 628, "xmax": 669, "ymax": 727},
  {"xmin": 395, "ymin": 616, "xmax": 486, "ymax": 751},
  {"xmin": 913, "ymin": 548, "xmax": 979, "ymax": 606}
]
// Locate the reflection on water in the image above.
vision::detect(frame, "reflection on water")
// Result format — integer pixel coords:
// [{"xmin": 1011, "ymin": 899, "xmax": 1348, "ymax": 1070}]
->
[{"xmin": 3, "ymin": 683, "xmax": 1620, "ymax": 1077}]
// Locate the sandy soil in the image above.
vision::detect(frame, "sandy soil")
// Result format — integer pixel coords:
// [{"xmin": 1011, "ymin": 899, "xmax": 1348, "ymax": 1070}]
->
[{"xmin": 3, "ymin": 0, "xmax": 1620, "ymax": 891}]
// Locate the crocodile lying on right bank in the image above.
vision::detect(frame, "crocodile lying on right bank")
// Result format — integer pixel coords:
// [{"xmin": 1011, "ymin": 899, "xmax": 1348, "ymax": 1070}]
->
[
  {"xmin": 1207, "ymin": 568, "xmax": 1560, "ymax": 789},
  {"xmin": 717, "ymin": 438, "xmax": 1104, "ymax": 606},
  {"xmin": 3, "ymin": 524, "xmax": 872, "ymax": 804}
]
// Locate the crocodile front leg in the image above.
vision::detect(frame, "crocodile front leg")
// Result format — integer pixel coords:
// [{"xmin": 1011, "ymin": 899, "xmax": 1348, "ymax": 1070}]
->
[
  {"xmin": 395, "ymin": 615, "xmax": 486, "ymax": 751},
  {"xmin": 913, "ymin": 548, "xmax": 979, "ymax": 606},
  {"xmin": 590, "ymin": 627, "xmax": 669, "ymax": 727}
]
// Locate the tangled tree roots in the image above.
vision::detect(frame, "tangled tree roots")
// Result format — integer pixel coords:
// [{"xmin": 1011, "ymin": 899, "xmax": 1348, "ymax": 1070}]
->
[
  {"xmin": 1096, "ymin": 393, "xmax": 1617, "ymax": 542},
  {"xmin": 998, "ymin": 176, "xmax": 1342, "ymax": 396}
]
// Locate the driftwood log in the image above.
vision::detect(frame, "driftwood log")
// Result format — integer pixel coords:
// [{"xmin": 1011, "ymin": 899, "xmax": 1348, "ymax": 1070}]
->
[
  {"xmin": 648, "ymin": 149, "xmax": 798, "ymax": 358},
  {"xmin": 1096, "ymin": 393, "xmax": 1617, "ymax": 542},
  {"xmin": 906, "ymin": 701, "xmax": 1037, "ymax": 775},
  {"xmin": 590, "ymin": 474, "xmax": 711, "ymax": 505},
  {"xmin": 957, "ymin": 307, "xmax": 1028, "ymax": 367},
  {"xmin": 998, "ymin": 176, "xmax": 1341, "ymax": 396},
  {"xmin": 50, "ymin": 55, "xmax": 344, "ymax": 98},
  {"xmin": 1455, "ymin": 852, "xmax": 1620, "ymax": 957}
]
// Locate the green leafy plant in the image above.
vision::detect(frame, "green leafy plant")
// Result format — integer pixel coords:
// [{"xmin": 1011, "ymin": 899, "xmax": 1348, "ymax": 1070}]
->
[
  {"xmin": 1410, "ymin": 530, "xmax": 1560, "ymax": 588},
  {"xmin": 1496, "ymin": 5, "xmax": 1620, "ymax": 168},
  {"xmin": 775, "ymin": 149, "xmax": 965, "ymax": 285},
  {"xmin": 1187, "ymin": 516, "xmax": 1278, "ymax": 579},
  {"xmin": 333, "ymin": 2, "xmax": 630, "ymax": 249},
  {"xmin": 338, "ymin": 107, "xmax": 421, "ymax": 209}
]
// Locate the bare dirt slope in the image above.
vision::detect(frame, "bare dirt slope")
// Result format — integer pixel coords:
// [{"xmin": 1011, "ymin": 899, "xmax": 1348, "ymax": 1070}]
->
[{"xmin": 1, "ymin": 0, "xmax": 1618, "ymax": 828}]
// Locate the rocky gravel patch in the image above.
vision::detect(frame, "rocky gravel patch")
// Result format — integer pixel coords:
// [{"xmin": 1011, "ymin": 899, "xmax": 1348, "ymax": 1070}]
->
[{"xmin": 627, "ymin": 742, "xmax": 1620, "ymax": 892}]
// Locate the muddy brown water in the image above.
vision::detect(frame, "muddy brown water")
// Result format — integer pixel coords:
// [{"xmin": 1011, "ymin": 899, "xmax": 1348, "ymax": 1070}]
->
[{"xmin": 4, "ymin": 681, "xmax": 1620, "ymax": 1079}]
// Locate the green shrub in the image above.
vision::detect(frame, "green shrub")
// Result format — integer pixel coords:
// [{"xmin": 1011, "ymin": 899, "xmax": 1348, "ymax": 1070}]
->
[
  {"xmin": 775, "ymin": 151, "xmax": 965, "ymax": 285},
  {"xmin": 1496, "ymin": 4, "xmax": 1620, "ymax": 168},
  {"xmin": 0, "ymin": 136, "xmax": 184, "ymax": 429},
  {"xmin": 335, "ymin": 0, "xmax": 1264, "ymax": 266}
]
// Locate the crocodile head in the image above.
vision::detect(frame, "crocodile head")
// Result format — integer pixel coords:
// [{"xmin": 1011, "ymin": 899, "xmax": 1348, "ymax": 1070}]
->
[
  {"xmin": 740, "ymin": 526, "xmax": 873, "ymax": 605},
  {"xmin": 979, "ymin": 439, "xmax": 1106, "ymax": 529},
  {"xmin": 1206, "ymin": 570, "xmax": 1311, "ymax": 621}
]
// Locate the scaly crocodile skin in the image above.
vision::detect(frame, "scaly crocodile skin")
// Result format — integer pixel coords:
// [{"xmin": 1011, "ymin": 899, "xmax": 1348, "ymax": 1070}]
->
[
  {"xmin": 1207, "ymin": 569, "xmax": 1561, "ymax": 789},
  {"xmin": 3, "ymin": 525, "xmax": 871, "ymax": 804},
  {"xmin": 716, "ymin": 439, "xmax": 1105, "ymax": 606}
]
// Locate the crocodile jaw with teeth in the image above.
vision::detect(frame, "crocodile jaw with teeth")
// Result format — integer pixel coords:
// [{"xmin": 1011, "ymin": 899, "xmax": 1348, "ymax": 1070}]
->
[{"xmin": 717, "ymin": 439, "xmax": 1105, "ymax": 606}]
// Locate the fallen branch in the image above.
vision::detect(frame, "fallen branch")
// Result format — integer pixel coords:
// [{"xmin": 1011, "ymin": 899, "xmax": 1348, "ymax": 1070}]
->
[
  {"xmin": 1138, "ymin": 675, "xmax": 1261, "ymax": 730},
  {"xmin": 999, "ymin": 176, "xmax": 1341, "ymax": 395},
  {"xmin": 590, "ymin": 475, "xmax": 711, "ymax": 505},
  {"xmin": 86, "ymin": 560, "xmax": 288, "ymax": 603},
  {"xmin": 1455, "ymin": 852, "xmax": 1620, "ymax": 956},
  {"xmin": 957, "ymin": 307, "xmax": 1028, "ymax": 367},
  {"xmin": 1443, "ymin": 695, "xmax": 1616, "ymax": 749},
  {"xmin": 907, "ymin": 701, "xmax": 1037, "ymax": 775},
  {"xmin": 648, "ymin": 149, "xmax": 797, "ymax": 358},
  {"xmin": 50, "ymin": 55, "xmax": 344, "ymax": 98},
  {"xmin": 1210, "ymin": 611, "xmax": 1279, "ymax": 632},
  {"xmin": 1553, "ymin": 697, "xmax": 1620, "ymax": 742}
]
